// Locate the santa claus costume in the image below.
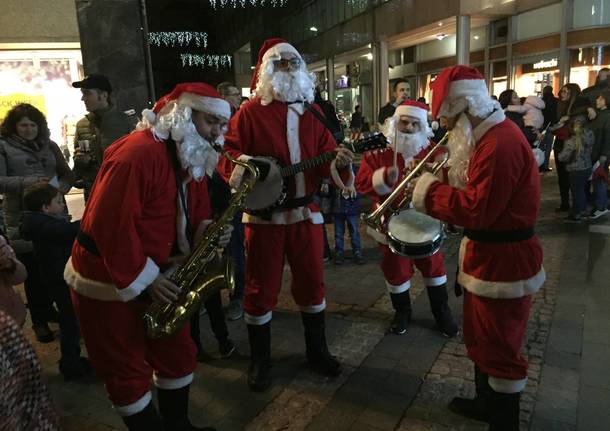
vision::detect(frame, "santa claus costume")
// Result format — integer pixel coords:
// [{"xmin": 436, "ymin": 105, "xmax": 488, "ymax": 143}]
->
[
  {"xmin": 64, "ymin": 83, "xmax": 230, "ymax": 431},
  {"xmin": 218, "ymin": 38, "xmax": 352, "ymax": 392},
  {"xmin": 411, "ymin": 66, "xmax": 545, "ymax": 430},
  {"xmin": 355, "ymin": 100, "xmax": 458, "ymax": 338}
]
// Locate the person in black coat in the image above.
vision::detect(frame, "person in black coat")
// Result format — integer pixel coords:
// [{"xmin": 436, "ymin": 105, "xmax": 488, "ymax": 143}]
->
[
  {"xmin": 540, "ymin": 86, "xmax": 559, "ymax": 171},
  {"xmin": 20, "ymin": 182, "xmax": 94, "ymax": 382}
]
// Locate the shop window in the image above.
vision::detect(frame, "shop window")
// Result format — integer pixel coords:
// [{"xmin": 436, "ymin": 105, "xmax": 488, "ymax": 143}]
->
[
  {"xmin": 569, "ymin": 46, "xmax": 610, "ymax": 90},
  {"xmin": 514, "ymin": 3, "xmax": 562, "ymax": 41},
  {"xmin": 491, "ymin": 61, "xmax": 508, "ymax": 98},
  {"xmin": 491, "ymin": 18, "xmax": 508, "ymax": 45},
  {"xmin": 470, "ymin": 26, "xmax": 488, "ymax": 51},
  {"xmin": 514, "ymin": 56, "xmax": 560, "ymax": 97},
  {"xmin": 388, "ymin": 49, "xmax": 401, "ymax": 67},
  {"xmin": 402, "ymin": 46, "xmax": 415, "ymax": 63},
  {"xmin": 573, "ymin": 0, "xmax": 610, "ymax": 28}
]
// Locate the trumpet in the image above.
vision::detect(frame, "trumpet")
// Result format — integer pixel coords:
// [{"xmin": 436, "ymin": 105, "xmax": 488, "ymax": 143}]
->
[{"xmin": 362, "ymin": 132, "xmax": 450, "ymax": 234}]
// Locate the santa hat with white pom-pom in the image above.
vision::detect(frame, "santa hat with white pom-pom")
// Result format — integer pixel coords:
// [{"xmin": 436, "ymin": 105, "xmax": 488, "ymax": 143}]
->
[{"xmin": 140, "ymin": 82, "xmax": 231, "ymax": 126}]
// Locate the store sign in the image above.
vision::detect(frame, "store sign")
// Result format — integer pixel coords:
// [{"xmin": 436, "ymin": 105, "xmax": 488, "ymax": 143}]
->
[
  {"xmin": 533, "ymin": 58, "xmax": 558, "ymax": 70},
  {"xmin": 0, "ymin": 93, "xmax": 47, "ymax": 122}
]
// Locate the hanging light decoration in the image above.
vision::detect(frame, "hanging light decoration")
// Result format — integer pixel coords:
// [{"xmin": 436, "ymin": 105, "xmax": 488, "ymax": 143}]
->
[
  {"xmin": 148, "ymin": 32, "xmax": 208, "ymax": 48},
  {"xmin": 180, "ymin": 54, "xmax": 232, "ymax": 70},
  {"xmin": 208, "ymin": 0, "xmax": 287, "ymax": 9}
]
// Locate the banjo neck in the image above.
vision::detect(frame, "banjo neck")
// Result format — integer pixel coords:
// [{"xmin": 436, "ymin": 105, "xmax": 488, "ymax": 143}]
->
[{"xmin": 279, "ymin": 151, "xmax": 336, "ymax": 178}]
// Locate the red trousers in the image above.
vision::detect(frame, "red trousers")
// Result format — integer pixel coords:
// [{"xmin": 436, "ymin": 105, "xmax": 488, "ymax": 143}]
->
[
  {"xmin": 463, "ymin": 291, "xmax": 532, "ymax": 392},
  {"xmin": 243, "ymin": 221, "xmax": 325, "ymax": 320},
  {"xmin": 379, "ymin": 245, "xmax": 447, "ymax": 292},
  {"xmin": 70, "ymin": 291, "xmax": 197, "ymax": 413}
]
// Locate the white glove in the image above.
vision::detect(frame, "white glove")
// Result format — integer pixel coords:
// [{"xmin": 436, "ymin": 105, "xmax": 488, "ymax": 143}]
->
[
  {"xmin": 217, "ymin": 224, "xmax": 234, "ymax": 248},
  {"xmin": 386, "ymin": 167, "xmax": 399, "ymax": 186}
]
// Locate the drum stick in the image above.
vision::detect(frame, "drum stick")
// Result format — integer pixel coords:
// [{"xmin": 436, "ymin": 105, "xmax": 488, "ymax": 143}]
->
[{"xmin": 392, "ymin": 121, "xmax": 398, "ymax": 170}]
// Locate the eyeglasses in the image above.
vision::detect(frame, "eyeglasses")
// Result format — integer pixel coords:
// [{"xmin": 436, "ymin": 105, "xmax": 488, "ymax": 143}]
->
[{"xmin": 273, "ymin": 58, "xmax": 302, "ymax": 70}]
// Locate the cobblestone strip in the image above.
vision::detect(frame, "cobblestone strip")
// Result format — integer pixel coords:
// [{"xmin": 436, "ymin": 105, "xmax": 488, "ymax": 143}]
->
[
  {"xmin": 245, "ymin": 317, "xmax": 387, "ymax": 431},
  {"xmin": 245, "ymin": 234, "xmax": 462, "ymax": 431},
  {"xmin": 397, "ymin": 234, "xmax": 567, "ymax": 431}
]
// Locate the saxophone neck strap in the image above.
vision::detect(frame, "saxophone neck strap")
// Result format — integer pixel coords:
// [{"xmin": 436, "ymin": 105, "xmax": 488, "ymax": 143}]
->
[{"xmin": 166, "ymin": 138, "xmax": 193, "ymax": 240}]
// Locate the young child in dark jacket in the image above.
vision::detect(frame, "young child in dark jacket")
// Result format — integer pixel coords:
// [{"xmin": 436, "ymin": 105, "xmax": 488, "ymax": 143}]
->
[
  {"xmin": 20, "ymin": 182, "xmax": 94, "ymax": 382},
  {"xmin": 332, "ymin": 164, "xmax": 364, "ymax": 265}
]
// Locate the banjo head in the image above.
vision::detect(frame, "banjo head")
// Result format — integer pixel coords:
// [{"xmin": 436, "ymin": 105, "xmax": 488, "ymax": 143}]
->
[
  {"xmin": 244, "ymin": 157, "xmax": 286, "ymax": 212},
  {"xmin": 386, "ymin": 210, "xmax": 443, "ymax": 259}
]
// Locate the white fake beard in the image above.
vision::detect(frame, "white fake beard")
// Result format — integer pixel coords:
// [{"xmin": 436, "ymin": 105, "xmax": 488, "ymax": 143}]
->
[
  {"xmin": 447, "ymin": 113, "xmax": 475, "ymax": 189},
  {"xmin": 142, "ymin": 103, "xmax": 219, "ymax": 181},
  {"xmin": 394, "ymin": 131, "xmax": 429, "ymax": 162},
  {"xmin": 256, "ymin": 60, "xmax": 315, "ymax": 105}
]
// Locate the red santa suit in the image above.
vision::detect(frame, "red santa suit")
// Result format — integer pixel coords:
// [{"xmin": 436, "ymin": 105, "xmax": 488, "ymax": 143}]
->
[
  {"xmin": 413, "ymin": 67, "xmax": 545, "ymax": 394},
  {"xmin": 356, "ymin": 142, "xmax": 448, "ymax": 292},
  {"xmin": 218, "ymin": 95, "xmax": 351, "ymax": 321},
  {"xmin": 64, "ymin": 84, "xmax": 231, "ymax": 416}
]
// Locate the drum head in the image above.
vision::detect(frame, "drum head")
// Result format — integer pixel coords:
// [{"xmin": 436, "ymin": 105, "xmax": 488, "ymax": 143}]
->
[
  {"xmin": 387, "ymin": 210, "xmax": 442, "ymax": 246},
  {"xmin": 244, "ymin": 158, "xmax": 284, "ymax": 211}
]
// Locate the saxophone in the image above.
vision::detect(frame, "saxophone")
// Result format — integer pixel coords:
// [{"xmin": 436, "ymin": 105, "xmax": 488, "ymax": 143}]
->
[{"xmin": 143, "ymin": 145, "xmax": 259, "ymax": 339}]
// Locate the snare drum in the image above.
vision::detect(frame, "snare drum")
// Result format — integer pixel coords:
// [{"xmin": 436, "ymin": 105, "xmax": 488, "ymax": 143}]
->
[{"xmin": 386, "ymin": 210, "xmax": 444, "ymax": 259}]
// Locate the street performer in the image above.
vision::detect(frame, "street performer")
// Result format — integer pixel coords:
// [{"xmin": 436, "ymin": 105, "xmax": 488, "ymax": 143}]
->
[
  {"xmin": 410, "ymin": 66, "xmax": 545, "ymax": 430},
  {"xmin": 64, "ymin": 83, "xmax": 233, "ymax": 431},
  {"xmin": 218, "ymin": 38, "xmax": 354, "ymax": 392},
  {"xmin": 355, "ymin": 100, "xmax": 459, "ymax": 338}
]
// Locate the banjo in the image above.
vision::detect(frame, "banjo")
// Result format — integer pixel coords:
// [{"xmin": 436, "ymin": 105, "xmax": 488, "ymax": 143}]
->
[{"xmin": 244, "ymin": 132, "xmax": 388, "ymax": 215}]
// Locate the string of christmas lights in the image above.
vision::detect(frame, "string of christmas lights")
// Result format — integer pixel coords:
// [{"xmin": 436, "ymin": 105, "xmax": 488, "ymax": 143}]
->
[
  {"xmin": 180, "ymin": 54, "xmax": 232, "ymax": 70},
  {"xmin": 208, "ymin": 0, "xmax": 287, "ymax": 9},
  {"xmin": 148, "ymin": 32, "xmax": 208, "ymax": 48}
]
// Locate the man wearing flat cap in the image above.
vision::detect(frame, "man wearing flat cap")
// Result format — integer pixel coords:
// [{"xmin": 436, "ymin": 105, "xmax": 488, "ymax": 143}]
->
[{"xmin": 72, "ymin": 74, "xmax": 137, "ymax": 201}]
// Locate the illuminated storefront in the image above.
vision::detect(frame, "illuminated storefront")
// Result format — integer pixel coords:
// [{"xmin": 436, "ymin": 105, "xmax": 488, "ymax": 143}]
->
[
  {"xmin": 514, "ymin": 55, "xmax": 560, "ymax": 97},
  {"xmin": 0, "ymin": 46, "xmax": 85, "ymax": 162},
  {"xmin": 569, "ymin": 45, "xmax": 610, "ymax": 91}
]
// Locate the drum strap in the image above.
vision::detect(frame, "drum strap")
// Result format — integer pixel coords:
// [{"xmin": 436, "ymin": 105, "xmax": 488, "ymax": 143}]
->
[
  {"xmin": 463, "ymin": 227, "xmax": 534, "ymax": 243},
  {"xmin": 252, "ymin": 194, "xmax": 314, "ymax": 221}
]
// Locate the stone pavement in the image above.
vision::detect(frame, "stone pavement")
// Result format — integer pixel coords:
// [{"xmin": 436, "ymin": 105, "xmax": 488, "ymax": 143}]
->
[{"xmin": 20, "ymin": 170, "xmax": 610, "ymax": 431}]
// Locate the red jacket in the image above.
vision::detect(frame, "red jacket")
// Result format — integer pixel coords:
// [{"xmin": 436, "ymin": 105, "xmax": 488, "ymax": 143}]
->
[
  {"xmin": 65, "ymin": 129, "xmax": 212, "ymax": 302},
  {"xmin": 412, "ymin": 111, "xmax": 545, "ymax": 299}
]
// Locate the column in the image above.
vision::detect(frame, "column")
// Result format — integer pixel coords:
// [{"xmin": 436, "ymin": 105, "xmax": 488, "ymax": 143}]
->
[
  {"xmin": 75, "ymin": 0, "xmax": 154, "ymax": 112},
  {"xmin": 326, "ymin": 57, "xmax": 335, "ymax": 102},
  {"xmin": 456, "ymin": 15, "xmax": 471, "ymax": 66},
  {"xmin": 558, "ymin": 0, "xmax": 571, "ymax": 86},
  {"xmin": 373, "ymin": 39, "xmax": 389, "ymax": 124},
  {"xmin": 507, "ymin": 16, "xmax": 514, "ymax": 89}
]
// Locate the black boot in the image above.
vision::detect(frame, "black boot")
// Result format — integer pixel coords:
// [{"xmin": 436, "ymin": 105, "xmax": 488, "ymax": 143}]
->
[
  {"xmin": 121, "ymin": 401, "xmax": 164, "ymax": 431},
  {"xmin": 247, "ymin": 323, "xmax": 271, "ymax": 392},
  {"xmin": 301, "ymin": 311, "xmax": 341, "ymax": 376},
  {"xmin": 426, "ymin": 284, "xmax": 459, "ymax": 337},
  {"xmin": 448, "ymin": 367, "xmax": 491, "ymax": 422},
  {"xmin": 157, "ymin": 385, "xmax": 215, "ymax": 431},
  {"xmin": 389, "ymin": 291, "xmax": 412, "ymax": 335},
  {"xmin": 488, "ymin": 389, "xmax": 520, "ymax": 431}
]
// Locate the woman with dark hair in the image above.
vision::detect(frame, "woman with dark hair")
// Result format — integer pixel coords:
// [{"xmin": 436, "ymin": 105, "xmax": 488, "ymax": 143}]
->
[
  {"xmin": 0, "ymin": 103, "xmax": 74, "ymax": 342},
  {"xmin": 552, "ymin": 83, "xmax": 582, "ymax": 212},
  {"xmin": 499, "ymin": 89, "xmax": 537, "ymax": 144}
]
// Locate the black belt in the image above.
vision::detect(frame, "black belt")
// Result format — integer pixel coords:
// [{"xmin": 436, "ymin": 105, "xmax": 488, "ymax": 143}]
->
[
  {"xmin": 282, "ymin": 194, "xmax": 313, "ymax": 210},
  {"xmin": 463, "ymin": 227, "xmax": 534, "ymax": 243},
  {"xmin": 77, "ymin": 230, "xmax": 100, "ymax": 256}
]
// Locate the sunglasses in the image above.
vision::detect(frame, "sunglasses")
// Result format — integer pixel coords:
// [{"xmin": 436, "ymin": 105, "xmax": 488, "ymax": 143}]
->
[{"xmin": 273, "ymin": 58, "xmax": 302, "ymax": 69}]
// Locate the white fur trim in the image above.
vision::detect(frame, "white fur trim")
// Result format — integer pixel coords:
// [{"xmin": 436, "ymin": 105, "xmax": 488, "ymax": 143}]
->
[
  {"xmin": 228, "ymin": 154, "xmax": 253, "ymax": 189},
  {"xmin": 287, "ymin": 104, "xmax": 305, "ymax": 198},
  {"xmin": 448, "ymin": 79, "xmax": 488, "ymax": 101},
  {"xmin": 245, "ymin": 311, "xmax": 272, "ymax": 325},
  {"xmin": 153, "ymin": 372, "xmax": 193, "ymax": 390},
  {"xmin": 489, "ymin": 376, "xmax": 527, "ymax": 394},
  {"xmin": 65, "ymin": 257, "xmax": 159, "ymax": 302},
  {"xmin": 458, "ymin": 237, "xmax": 546, "ymax": 299},
  {"xmin": 372, "ymin": 168, "xmax": 393, "ymax": 196},
  {"xmin": 178, "ymin": 93, "xmax": 231, "ymax": 121},
  {"xmin": 142, "ymin": 109, "xmax": 156, "ymax": 124},
  {"xmin": 386, "ymin": 278, "xmax": 411, "ymax": 294},
  {"xmin": 114, "ymin": 391, "xmax": 152, "ymax": 417},
  {"xmin": 300, "ymin": 299, "xmax": 326, "ymax": 313},
  {"xmin": 423, "ymin": 275, "xmax": 448, "ymax": 286},
  {"xmin": 412, "ymin": 172, "xmax": 440, "ymax": 214},
  {"xmin": 366, "ymin": 226, "xmax": 388, "ymax": 244},
  {"xmin": 395, "ymin": 105, "xmax": 428, "ymax": 126},
  {"xmin": 473, "ymin": 109, "xmax": 506, "ymax": 142},
  {"xmin": 262, "ymin": 42, "xmax": 300, "ymax": 62},
  {"xmin": 242, "ymin": 208, "xmax": 324, "ymax": 225}
]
